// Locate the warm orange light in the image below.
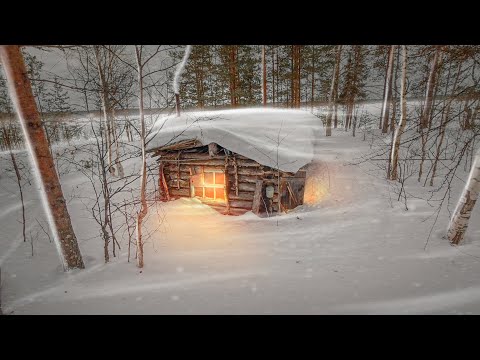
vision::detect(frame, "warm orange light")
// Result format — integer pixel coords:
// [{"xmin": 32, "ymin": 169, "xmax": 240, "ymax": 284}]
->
[
  {"xmin": 191, "ymin": 171, "xmax": 226, "ymax": 203},
  {"xmin": 303, "ymin": 175, "xmax": 329, "ymax": 205}
]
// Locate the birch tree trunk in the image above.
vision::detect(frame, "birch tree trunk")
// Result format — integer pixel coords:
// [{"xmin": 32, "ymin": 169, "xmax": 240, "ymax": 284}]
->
[
  {"xmin": 447, "ymin": 149, "xmax": 480, "ymax": 245},
  {"xmin": 379, "ymin": 50, "xmax": 389, "ymax": 130},
  {"xmin": 421, "ymin": 46, "xmax": 441, "ymax": 129},
  {"xmin": 93, "ymin": 46, "xmax": 115, "ymax": 176},
  {"xmin": 326, "ymin": 45, "xmax": 342, "ymax": 136},
  {"xmin": 135, "ymin": 46, "xmax": 147, "ymax": 268},
  {"xmin": 389, "ymin": 46, "xmax": 407, "ymax": 181},
  {"xmin": 111, "ymin": 109, "xmax": 124, "ymax": 178},
  {"xmin": 381, "ymin": 45, "xmax": 396, "ymax": 134},
  {"xmin": 0, "ymin": 45, "xmax": 84, "ymax": 270}
]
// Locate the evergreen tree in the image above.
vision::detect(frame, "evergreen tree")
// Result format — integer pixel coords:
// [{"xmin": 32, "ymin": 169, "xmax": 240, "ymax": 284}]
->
[
  {"xmin": 0, "ymin": 71, "xmax": 13, "ymax": 115},
  {"xmin": 23, "ymin": 51, "xmax": 48, "ymax": 114},
  {"xmin": 45, "ymin": 76, "xmax": 71, "ymax": 113}
]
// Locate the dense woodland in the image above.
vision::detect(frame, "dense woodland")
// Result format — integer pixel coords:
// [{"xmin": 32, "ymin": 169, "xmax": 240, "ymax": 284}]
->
[{"xmin": 0, "ymin": 45, "xmax": 479, "ymax": 272}]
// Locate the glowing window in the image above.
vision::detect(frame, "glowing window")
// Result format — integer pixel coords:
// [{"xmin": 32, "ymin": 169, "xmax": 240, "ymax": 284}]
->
[{"xmin": 190, "ymin": 170, "xmax": 226, "ymax": 202}]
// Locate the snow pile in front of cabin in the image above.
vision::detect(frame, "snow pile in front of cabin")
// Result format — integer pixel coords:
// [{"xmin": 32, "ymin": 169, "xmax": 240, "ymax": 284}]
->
[{"xmin": 146, "ymin": 108, "xmax": 319, "ymax": 173}]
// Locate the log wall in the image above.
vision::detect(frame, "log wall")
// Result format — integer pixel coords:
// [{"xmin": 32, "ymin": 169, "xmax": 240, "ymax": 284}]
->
[{"xmin": 154, "ymin": 146, "xmax": 307, "ymax": 216}]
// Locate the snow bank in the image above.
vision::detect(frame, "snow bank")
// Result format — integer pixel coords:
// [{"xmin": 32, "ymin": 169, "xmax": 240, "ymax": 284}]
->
[{"xmin": 145, "ymin": 108, "xmax": 318, "ymax": 173}]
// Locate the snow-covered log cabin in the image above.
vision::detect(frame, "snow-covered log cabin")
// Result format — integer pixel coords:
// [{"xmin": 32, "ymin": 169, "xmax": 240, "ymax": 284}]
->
[{"xmin": 146, "ymin": 108, "xmax": 317, "ymax": 216}]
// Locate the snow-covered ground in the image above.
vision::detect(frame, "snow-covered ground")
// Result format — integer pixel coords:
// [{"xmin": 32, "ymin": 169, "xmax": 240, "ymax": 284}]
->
[{"xmin": 1, "ymin": 114, "xmax": 480, "ymax": 314}]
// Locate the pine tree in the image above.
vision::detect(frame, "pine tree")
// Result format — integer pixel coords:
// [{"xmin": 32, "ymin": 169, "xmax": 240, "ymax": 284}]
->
[
  {"xmin": 45, "ymin": 76, "xmax": 71, "ymax": 114},
  {"xmin": 0, "ymin": 71, "xmax": 13, "ymax": 115}
]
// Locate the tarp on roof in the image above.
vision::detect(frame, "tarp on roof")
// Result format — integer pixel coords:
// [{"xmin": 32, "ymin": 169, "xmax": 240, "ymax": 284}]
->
[{"xmin": 146, "ymin": 108, "xmax": 319, "ymax": 173}]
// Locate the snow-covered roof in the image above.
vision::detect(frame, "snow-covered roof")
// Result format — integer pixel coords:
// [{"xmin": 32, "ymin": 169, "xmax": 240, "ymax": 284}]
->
[{"xmin": 146, "ymin": 108, "xmax": 318, "ymax": 173}]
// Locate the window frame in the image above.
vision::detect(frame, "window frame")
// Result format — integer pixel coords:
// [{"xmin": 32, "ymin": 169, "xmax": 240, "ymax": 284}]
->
[{"xmin": 191, "ymin": 169, "xmax": 226, "ymax": 202}]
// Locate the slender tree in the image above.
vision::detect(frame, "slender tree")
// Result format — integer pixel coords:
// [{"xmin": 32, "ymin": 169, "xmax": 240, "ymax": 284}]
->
[
  {"xmin": 420, "ymin": 46, "xmax": 441, "ymax": 129},
  {"xmin": 0, "ymin": 45, "xmax": 84, "ymax": 270},
  {"xmin": 381, "ymin": 45, "xmax": 396, "ymax": 134},
  {"xmin": 389, "ymin": 46, "xmax": 408, "ymax": 180},
  {"xmin": 262, "ymin": 45, "xmax": 267, "ymax": 106},
  {"xmin": 333, "ymin": 45, "xmax": 342, "ymax": 128},
  {"xmin": 133, "ymin": 45, "xmax": 165, "ymax": 268},
  {"xmin": 326, "ymin": 45, "xmax": 342, "ymax": 136},
  {"xmin": 447, "ymin": 148, "xmax": 480, "ymax": 245},
  {"xmin": 134, "ymin": 45, "xmax": 148, "ymax": 268}
]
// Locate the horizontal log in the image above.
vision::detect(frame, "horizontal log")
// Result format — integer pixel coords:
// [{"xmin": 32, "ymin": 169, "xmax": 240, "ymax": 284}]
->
[
  {"xmin": 228, "ymin": 191, "xmax": 254, "ymax": 201},
  {"xmin": 159, "ymin": 158, "xmax": 262, "ymax": 167},
  {"xmin": 227, "ymin": 167, "xmax": 266, "ymax": 176},
  {"xmin": 167, "ymin": 171, "xmax": 192, "ymax": 180},
  {"xmin": 155, "ymin": 149, "xmax": 252, "ymax": 160},
  {"xmin": 160, "ymin": 152, "xmax": 215, "ymax": 160},
  {"xmin": 233, "ymin": 175, "xmax": 260, "ymax": 184},
  {"xmin": 167, "ymin": 179, "xmax": 190, "ymax": 188},
  {"xmin": 163, "ymin": 164, "xmax": 225, "ymax": 173},
  {"xmin": 231, "ymin": 182, "xmax": 257, "ymax": 192},
  {"xmin": 161, "ymin": 163, "xmax": 295, "ymax": 177},
  {"xmin": 169, "ymin": 188, "xmax": 190, "ymax": 197},
  {"xmin": 229, "ymin": 199, "xmax": 253, "ymax": 209}
]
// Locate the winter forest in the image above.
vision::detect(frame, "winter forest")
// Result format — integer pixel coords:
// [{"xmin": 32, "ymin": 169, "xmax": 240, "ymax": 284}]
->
[{"xmin": 0, "ymin": 44, "xmax": 479, "ymax": 314}]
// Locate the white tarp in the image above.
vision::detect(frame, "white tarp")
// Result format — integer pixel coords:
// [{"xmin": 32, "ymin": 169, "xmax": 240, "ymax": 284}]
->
[{"xmin": 146, "ymin": 108, "xmax": 318, "ymax": 173}]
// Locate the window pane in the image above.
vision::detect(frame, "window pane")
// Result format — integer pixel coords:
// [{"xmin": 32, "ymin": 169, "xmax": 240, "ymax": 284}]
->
[
  {"xmin": 195, "ymin": 187, "xmax": 203, "ymax": 197},
  {"xmin": 215, "ymin": 172, "xmax": 225, "ymax": 184},
  {"xmin": 204, "ymin": 172, "xmax": 214, "ymax": 185},
  {"xmin": 216, "ymin": 188, "xmax": 225, "ymax": 200},
  {"xmin": 205, "ymin": 187, "xmax": 214, "ymax": 199}
]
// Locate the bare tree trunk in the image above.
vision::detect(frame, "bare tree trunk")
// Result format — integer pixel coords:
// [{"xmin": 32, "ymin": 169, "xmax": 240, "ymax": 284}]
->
[
  {"xmin": 333, "ymin": 46, "xmax": 342, "ymax": 129},
  {"xmin": 381, "ymin": 46, "xmax": 396, "ymax": 134},
  {"xmin": 290, "ymin": 46, "xmax": 294, "ymax": 108},
  {"xmin": 430, "ymin": 61, "xmax": 461, "ymax": 186},
  {"xmin": 93, "ymin": 46, "xmax": 115, "ymax": 176},
  {"xmin": 352, "ymin": 106, "xmax": 359, "ymax": 137},
  {"xmin": 389, "ymin": 46, "xmax": 407, "ymax": 181},
  {"xmin": 275, "ymin": 48, "xmax": 279, "ymax": 105},
  {"xmin": 447, "ymin": 149, "xmax": 480, "ymax": 245},
  {"xmin": 345, "ymin": 103, "xmax": 354, "ymax": 131},
  {"xmin": 11, "ymin": 150, "xmax": 26, "ymax": 243},
  {"xmin": 229, "ymin": 46, "xmax": 238, "ymax": 107},
  {"xmin": 271, "ymin": 46, "xmax": 276, "ymax": 104},
  {"xmin": 0, "ymin": 45, "xmax": 84, "ymax": 270},
  {"xmin": 297, "ymin": 46, "xmax": 301, "ymax": 107},
  {"xmin": 111, "ymin": 108, "xmax": 124, "ymax": 178},
  {"xmin": 390, "ymin": 47, "xmax": 401, "ymax": 133},
  {"xmin": 135, "ymin": 46, "xmax": 148, "ymax": 269},
  {"xmin": 262, "ymin": 45, "xmax": 267, "ymax": 106},
  {"xmin": 326, "ymin": 45, "xmax": 342, "ymax": 136},
  {"xmin": 379, "ymin": 49, "xmax": 389, "ymax": 130},
  {"xmin": 2, "ymin": 126, "xmax": 26, "ymax": 243},
  {"xmin": 311, "ymin": 45, "xmax": 315, "ymax": 109},
  {"xmin": 421, "ymin": 46, "xmax": 441, "ymax": 129},
  {"xmin": 418, "ymin": 130, "xmax": 427, "ymax": 182}
]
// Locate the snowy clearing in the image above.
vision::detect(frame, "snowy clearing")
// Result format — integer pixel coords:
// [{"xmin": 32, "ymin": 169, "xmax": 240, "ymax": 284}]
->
[{"xmin": 1, "ymin": 121, "xmax": 479, "ymax": 314}]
